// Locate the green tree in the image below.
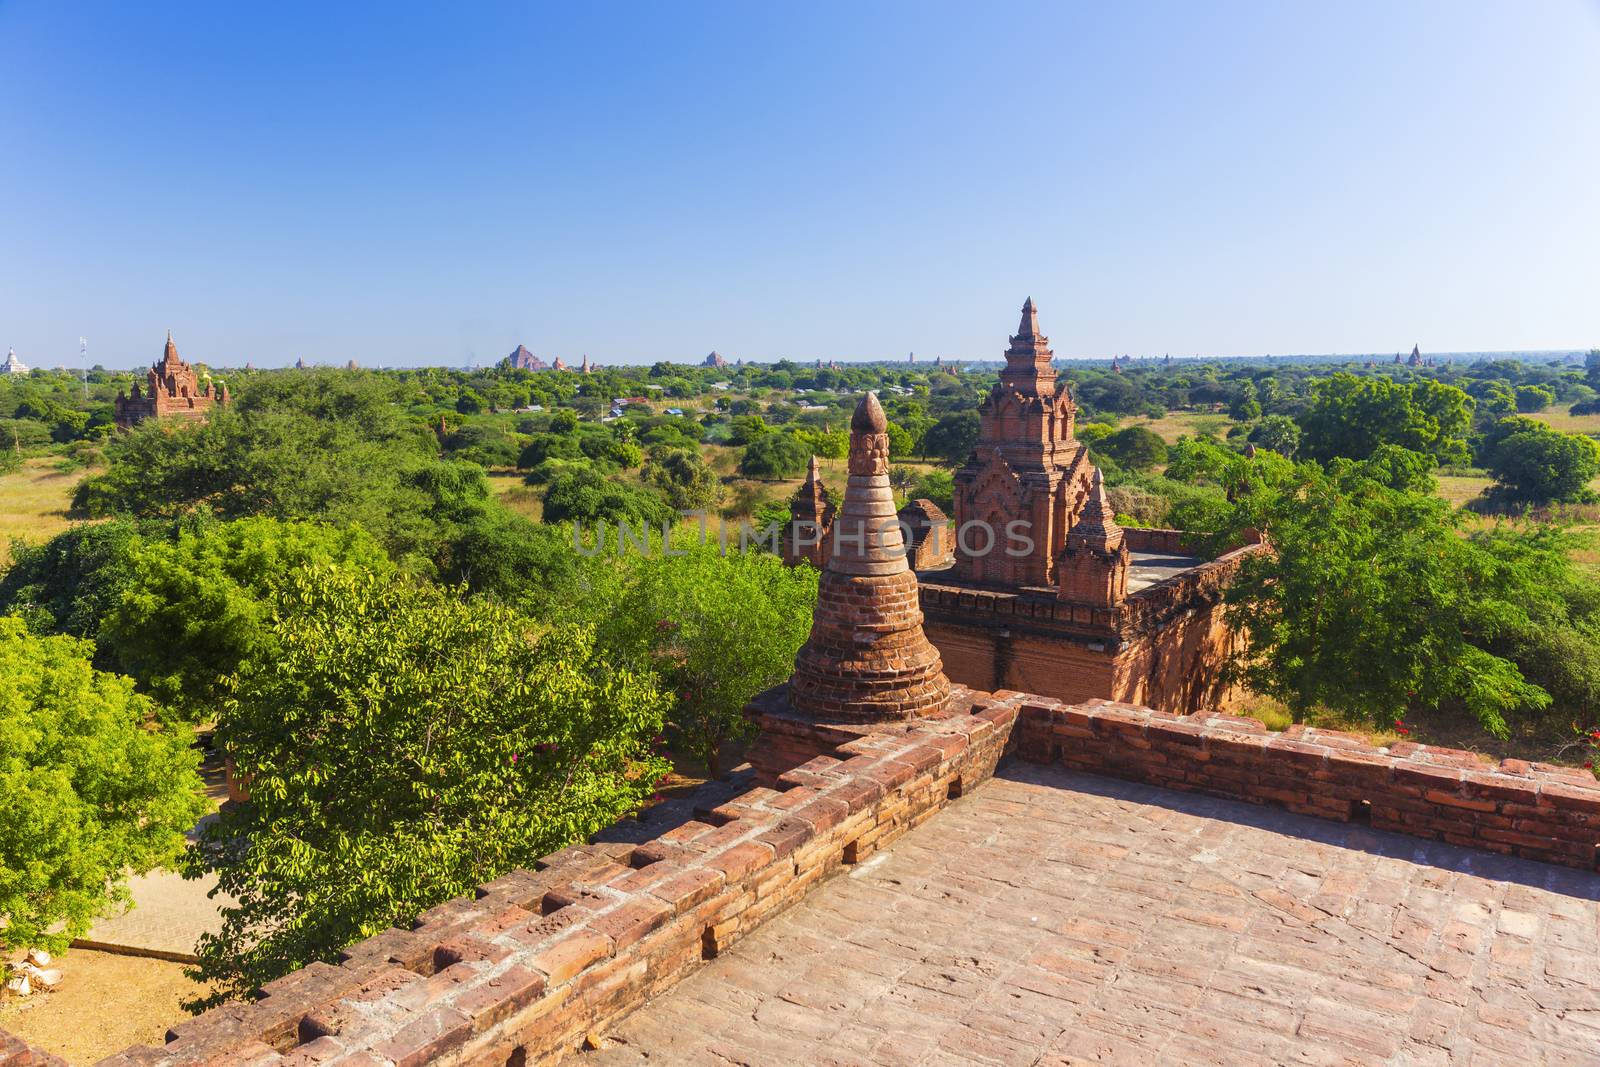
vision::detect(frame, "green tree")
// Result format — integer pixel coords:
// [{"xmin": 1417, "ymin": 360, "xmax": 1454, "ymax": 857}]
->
[
  {"xmin": 1482, "ymin": 419, "xmax": 1600, "ymax": 505},
  {"xmin": 1094, "ymin": 426, "xmax": 1168, "ymax": 471},
  {"xmin": 100, "ymin": 518, "xmax": 394, "ymax": 720},
  {"xmin": 922, "ymin": 411, "xmax": 979, "ymax": 464},
  {"xmin": 643, "ymin": 448, "xmax": 724, "ymax": 510},
  {"xmin": 541, "ymin": 466, "xmax": 676, "ymax": 527},
  {"xmin": 188, "ymin": 567, "xmax": 669, "ymax": 1005},
  {"xmin": 0, "ymin": 619, "xmax": 206, "ymax": 963},
  {"xmin": 0, "ymin": 520, "xmax": 146, "ymax": 644},
  {"xmin": 1228, "ymin": 382, "xmax": 1262, "ymax": 421},
  {"xmin": 884, "ymin": 420, "xmax": 915, "ymax": 459},
  {"xmin": 1514, "ymin": 384, "xmax": 1556, "ymax": 413},
  {"xmin": 1298, "ymin": 373, "xmax": 1472, "ymax": 466},
  {"xmin": 1215, "ymin": 458, "xmax": 1553, "ymax": 736},
  {"xmin": 1247, "ymin": 414, "xmax": 1300, "ymax": 457},
  {"xmin": 739, "ymin": 432, "xmax": 811, "ymax": 480},
  {"xmin": 592, "ymin": 547, "xmax": 817, "ymax": 774}
]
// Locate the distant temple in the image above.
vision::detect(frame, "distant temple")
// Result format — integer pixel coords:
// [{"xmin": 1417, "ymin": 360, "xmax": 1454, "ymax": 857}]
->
[
  {"xmin": 2, "ymin": 347, "xmax": 27, "ymax": 376},
  {"xmin": 551, "ymin": 355, "xmax": 568, "ymax": 371},
  {"xmin": 581, "ymin": 354, "xmax": 592, "ymax": 373},
  {"xmin": 703, "ymin": 351, "xmax": 729, "ymax": 369},
  {"xmin": 506, "ymin": 344, "xmax": 548, "ymax": 371},
  {"xmin": 1408, "ymin": 344, "xmax": 1423, "ymax": 367},
  {"xmin": 114, "ymin": 332, "xmax": 229, "ymax": 429}
]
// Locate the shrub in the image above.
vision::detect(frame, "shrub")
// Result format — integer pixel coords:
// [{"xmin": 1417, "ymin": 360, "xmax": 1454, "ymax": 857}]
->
[
  {"xmin": 0, "ymin": 619, "xmax": 206, "ymax": 963},
  {"xmin": 188, "ymin": 568, "xmax": 669, "ymax": 1005}
]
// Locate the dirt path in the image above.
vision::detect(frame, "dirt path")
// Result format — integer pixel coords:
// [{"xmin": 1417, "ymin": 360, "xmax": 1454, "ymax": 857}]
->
[{"xmin": 0, "ymin": 950, "xmax": 208, "ymax": 1063}]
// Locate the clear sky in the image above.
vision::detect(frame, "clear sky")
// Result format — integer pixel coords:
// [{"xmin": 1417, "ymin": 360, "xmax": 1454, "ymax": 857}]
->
[{"xmin": 2, "ymin": 1, "xmax": 1597, "ymax": 368}]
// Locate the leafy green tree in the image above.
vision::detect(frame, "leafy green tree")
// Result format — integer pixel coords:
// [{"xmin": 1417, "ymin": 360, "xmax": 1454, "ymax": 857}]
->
[
  {"xmin": 1247, "ymin": 414, "xmax": 1300, "ymax": 457},
  {"xmin": 1514, "ymin": 384, "xmax": 1555, "ymax": 413},
  {"xmin": 591, "ymin": 547, "xmax": 817, "ymax": 774},
  {"xmin": 908, "ymin": 469, "xmax": 955, "ymax": 513},
  {"xmin": 884, "ymin": 421, "xmax": 915, "ymax": 459},
  {"xmin": 71, "ymin": 373, "xmax": 490, "ymax": 569},
  {"xmin": 1214, "ymin": 458, "xmax": 1553, "ymax": 736},
  {"xmin": 1482, "ymin": 419, "xmax": 1600, "ymax": 505},
  {"xmin": 0, "ymin": 619, "xmax": 206, "ymax": 962},
  {"xmin": 1228, "ymin": 382, "xmax": 1262, "ymax": 421},
  {"xmin": 1298, "ymin": 373, "xmax": 1472, "ymax": 466},
  {"xmin": 727, "ymin": 415, "xmax": 771, "ymax": 445},
  {"xmin": 188, "ymin": 567, "xmax": 669, "ymax": 1005},
  {"xmin": 100, "ymin": 518, "xmax": 394, "ymax": 720},
  {"xmin": 541, "ymin": 466, "xmax": 676, "ymax": 527},
  {"xmin": 643, "ymin": 448, "xmax": 724, "ymax": 510},
  {"xmin": 1094, "ymin": 426, "xmax": 1168, "ymax": 471},
  {"xmin": 0, "ymin": 520, "xmax": 146, "ymax": 644},
  {"xmin": 922, "ymin": 411, "xmax": 979, "ymax": 464},
  {"xmin": 739, "ymin": 432, "xmax": 811, "ymax": 480}
]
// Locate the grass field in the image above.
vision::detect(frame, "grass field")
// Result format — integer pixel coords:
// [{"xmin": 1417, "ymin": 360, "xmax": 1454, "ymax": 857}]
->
[
  {"xmin": 0, "ymin": 457, "xmax": 92, "ymax": 565},
  {"xmin": 1533, "ymin": 403, "xmax": 1600, "ymax": 435},
  {"xmin": 1122, "ymin": 410, "xmax": 1231, "ymax": 443}
]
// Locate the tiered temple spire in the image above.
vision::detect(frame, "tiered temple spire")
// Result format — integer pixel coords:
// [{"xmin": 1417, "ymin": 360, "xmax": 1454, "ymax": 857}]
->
[
  {"xmin": 783, "ymin": 455, "xmax": 835, "ymax": 569},
  {"xmin": 788, "ymin": 392, "xmax": 951, "ymax": 723},
  {"xmin": 1057, "ymin": 466, "xmax": 1129, "ymax": 606}
]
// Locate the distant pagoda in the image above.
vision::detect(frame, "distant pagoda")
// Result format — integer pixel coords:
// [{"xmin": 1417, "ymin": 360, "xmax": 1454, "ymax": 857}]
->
[{"xmin": 114, "ymin": 332, "xmax": 229, "ymax": 429}]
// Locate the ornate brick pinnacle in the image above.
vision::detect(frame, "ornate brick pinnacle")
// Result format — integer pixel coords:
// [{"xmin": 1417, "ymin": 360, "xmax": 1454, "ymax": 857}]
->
[
  {"xmin": 789, "ymin": 392, "xmax": 952, "ymax": 724},
  {"xmin": 1070, "ymin": 467, "xmax": 1124, "ymax": 554}
]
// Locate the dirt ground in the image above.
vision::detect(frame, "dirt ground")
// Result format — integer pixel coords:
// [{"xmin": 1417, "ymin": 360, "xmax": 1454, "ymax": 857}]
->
[{"xmin": 0, "ymin": 950, "xmax": 208, "ymax": 1063}]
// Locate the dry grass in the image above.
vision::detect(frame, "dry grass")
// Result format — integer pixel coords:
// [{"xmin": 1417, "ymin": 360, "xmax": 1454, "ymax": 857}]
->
[
  {"xmin": 0, "ymin": 949, "xmax": 209, "ymax": 1062},
  {"xmin": 1123, "ymin": 410, "xmax": 1232, "ymax": 444},
  {"xmin": 1533, "ymin": 404, "xmax": 1600, "ymax": 435},
  {"xmin": 486, "ymin": 470, "xmax": 543, "ymax": 522},
  {"xmin": 0, "ymin": 457, "xmax": 93, "ymax": 566},
  {"xmin": 1434, "ymin": 474, "xmax": 1494, "ymax": 509}
]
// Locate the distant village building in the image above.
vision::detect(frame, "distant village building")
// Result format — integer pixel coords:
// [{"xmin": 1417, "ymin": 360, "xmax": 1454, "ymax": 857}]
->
[
  {"xmin": 2, "ymin": 348, "xmax": 28, "ymax": 376},
  {"xmin": 114, "ymin": 332, "xmax": 229, "ymax": 429},
  {"xmin": 703, "ymin": 351, "xmax": 729, "ymax": 369},
  {"xmin": 505, "ymin": 344, "xmax": 548, "ymax": 371}
]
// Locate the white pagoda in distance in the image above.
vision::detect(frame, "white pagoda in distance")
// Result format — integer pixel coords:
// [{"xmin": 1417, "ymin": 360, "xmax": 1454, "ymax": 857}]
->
[{"xmin": 2, "ymin": 348, "xmax": 28, "ymax": 376}]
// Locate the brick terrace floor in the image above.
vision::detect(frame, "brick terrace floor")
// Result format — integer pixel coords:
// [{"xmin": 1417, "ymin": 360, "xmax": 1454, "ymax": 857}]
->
[{"xmin": 585, "ymin": 763, "xmax": 1600, "ymax": 1067}]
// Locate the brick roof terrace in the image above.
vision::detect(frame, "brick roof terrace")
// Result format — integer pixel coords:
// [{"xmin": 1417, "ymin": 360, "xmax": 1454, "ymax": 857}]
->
[{"xmin": 587, "ymin": 762, "xmax": 1600, "ymax": 1066}]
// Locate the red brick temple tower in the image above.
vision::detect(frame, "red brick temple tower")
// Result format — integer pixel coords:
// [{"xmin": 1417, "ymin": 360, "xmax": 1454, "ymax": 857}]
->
[
  {"xmin": 114, "ymin": 332, "xmax": 229, "ymax": 429},
  {"xmin": 1056, "ymin": 468, "xmax": 1129, "ymax": 606},
  {"xmin": 951, "ymin": 298, "xmax": 1092, "ymax": 587},
  {"xmin": 787, "ymin": 392, "xmax": 952, "ymax": 724},
  {"xmin": 781, "ymin": 455, "xmax": 835, "ymax": 568}
]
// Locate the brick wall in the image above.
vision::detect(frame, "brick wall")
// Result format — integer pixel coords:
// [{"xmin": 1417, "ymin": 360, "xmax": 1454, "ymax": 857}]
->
[
  {"xmin": 0, "ymin": 693, "xmax": 1021, "ymax": 1067},
  {"xmin": 1016, "ymin": 698, "xmax": 1600, "ymax": 870}
]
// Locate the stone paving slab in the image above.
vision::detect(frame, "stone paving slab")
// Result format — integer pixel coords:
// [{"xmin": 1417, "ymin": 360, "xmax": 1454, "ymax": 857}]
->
[
  {"xmin": 587, "ymin": 763, "xmax": 1600, "ymax": 1066},
  {"xmin": 76, "ymin": 868, "xmax": 227, "ymax": 961}
]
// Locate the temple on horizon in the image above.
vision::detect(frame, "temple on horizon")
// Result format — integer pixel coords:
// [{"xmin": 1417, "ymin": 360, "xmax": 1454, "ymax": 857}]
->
[{"xmin": 114, "ymin": 332, "xmax": 229, "ymax": 429}]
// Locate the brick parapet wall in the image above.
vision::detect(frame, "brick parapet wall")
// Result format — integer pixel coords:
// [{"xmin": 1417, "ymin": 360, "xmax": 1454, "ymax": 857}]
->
[
  {"xmin": 1016, "ymin": 697, "xmax": 1600, "ymax": 870},
  {"xmin": 921, "ymin": 541, "xmax": 1263, "ymax": 641},
  {"xmin": 1, "ymin": 692, "xmax": 1022, "ymax": 1067},
  {"xmin": 1119, "ymin": 527, "xmax": 1189, "ymax": 553}
]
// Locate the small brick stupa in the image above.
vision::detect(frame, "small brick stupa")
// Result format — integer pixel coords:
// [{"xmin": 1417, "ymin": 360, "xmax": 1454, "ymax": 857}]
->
[
  {"xmin": 787, "ymin": 392, "xmax": 952, "ymax": 724},
  {"xmin": 780, "ymin": 455, "xmax": 835, "ymax": 568}
]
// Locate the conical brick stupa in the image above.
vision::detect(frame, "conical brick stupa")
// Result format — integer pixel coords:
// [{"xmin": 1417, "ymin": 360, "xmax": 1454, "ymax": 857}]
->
[{"xmin": 788, "ymin": 392, "xmax": 952, "ymax": 724}]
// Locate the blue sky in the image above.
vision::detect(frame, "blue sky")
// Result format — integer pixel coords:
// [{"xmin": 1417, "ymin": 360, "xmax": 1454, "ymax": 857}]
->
[{"xmin": 1, "ymin": 1, "xmax": 1597, "ymax": 368}]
